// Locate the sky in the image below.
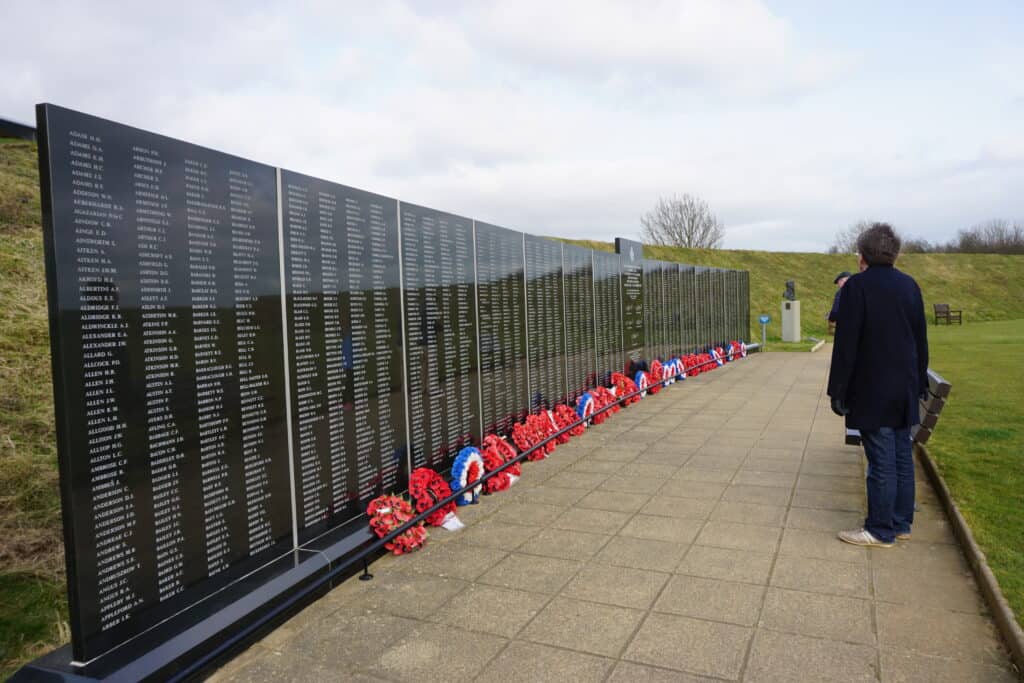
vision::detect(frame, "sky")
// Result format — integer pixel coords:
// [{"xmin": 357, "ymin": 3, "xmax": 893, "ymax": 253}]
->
[{"xmin": 2, "ymin": 1, "xmax": 1022, "ymax": 251}]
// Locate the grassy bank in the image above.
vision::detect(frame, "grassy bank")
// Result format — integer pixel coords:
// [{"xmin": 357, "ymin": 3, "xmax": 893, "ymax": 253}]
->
[
  {"xmin": 926, "ymin": 319, "xmax": 1024, "ymax": 627},
  {"xmin": 566, "ymin": 239, "xmax": 1024, "ymax": 341},
  {"xmin": 0, "ymin": 138, "xmax": 65, "ymax": 677}
]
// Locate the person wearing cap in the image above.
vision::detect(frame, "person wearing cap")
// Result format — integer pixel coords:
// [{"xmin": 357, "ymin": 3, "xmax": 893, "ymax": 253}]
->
[{"xmin": 827, "ymin": 270, "xmax": 853, "ymax": 323}]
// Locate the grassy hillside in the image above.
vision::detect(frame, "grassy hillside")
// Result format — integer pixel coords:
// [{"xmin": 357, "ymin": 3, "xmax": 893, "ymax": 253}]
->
[
  {"xmin": 567, "ymin": 240, "xmax": 1024, "ymax": 341},
  {"xmin": 0, "ymin": 139, "xmax": 65, "ymax": 676}
]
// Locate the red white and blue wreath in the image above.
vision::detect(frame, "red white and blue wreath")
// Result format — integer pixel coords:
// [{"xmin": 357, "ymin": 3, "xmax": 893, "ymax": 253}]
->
[
  {"xmin": 576, "ymin": 391, "xmax": 596, "ymax": 425},
  {"xmin": 450, "ymin": 446, "xmax": 485, "ymax": 505},
  {"xmin": 634, "ymin": 370, "xmax": 650, "ymax": 397},
  {"xmin": 710, "ymin": 347, "xmax": 724, "ymax": 367}
]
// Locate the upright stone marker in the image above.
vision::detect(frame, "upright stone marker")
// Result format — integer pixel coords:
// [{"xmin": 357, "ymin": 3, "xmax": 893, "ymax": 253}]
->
[
  {"xmin": 615, "ymin": 238, "xmax": 644, "ymax": 372},
  {"xmin": 475, "ymin": 222, "xmax": 529, "ymax": 435},
  {"xmin": 525, "ymin": 235, "xmax": 566, "ymax": 410},
  {"xmin": 36, "ymin": 104, "xmax": 294, "ymax": 662},
  {"xmin": 400, "ymin": 204, "xmax": 479, "ymax": 472},
  {"xmin": 281, "ymin": 171, "xmax": 407, "ymax": 540}
]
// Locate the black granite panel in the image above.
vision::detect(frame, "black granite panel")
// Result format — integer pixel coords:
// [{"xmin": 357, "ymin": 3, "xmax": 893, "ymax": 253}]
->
[
  {"xmin": 475, "ymin": 222, "xmax": 528, "ymax": 435},
  {"xmin": 592, "ymin": 250, "xmax": 622, "ymax": 385},
  {"xmin": 399, "ymin": 203, "xmax": 479, "ymax": 471},
  {"xmin": 615, "ymin": 238, "xmax": 644, "ymax": 370},
  {"xmin": 36, "ymin": 104, "xmax": 293, "ymax": 660},
  {"xmin": 562, "ymin": 244, "xmax": 596, "ymax": 402},
  {"xmin": 525, "ymin": 235, "xmax": 566, "ymax": 410},
  {"xmin": 281, "ymin": 171, "xmax": 406, "ymax": 542}
]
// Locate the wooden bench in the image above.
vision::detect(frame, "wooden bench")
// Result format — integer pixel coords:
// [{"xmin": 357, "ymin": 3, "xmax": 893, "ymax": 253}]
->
[
  {"xmin": 934, "ymin": 303, "xmax": 962, "ymax": 325},
  {"xmin": 844, "ymin": 368, "xmax": 952, "ymax": 445}
]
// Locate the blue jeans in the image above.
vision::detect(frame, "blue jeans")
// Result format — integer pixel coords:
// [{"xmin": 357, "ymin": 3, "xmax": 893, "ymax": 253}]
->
[{"xmin": 861, "ymin": 427, "xmax": 914, "ymax": 543}]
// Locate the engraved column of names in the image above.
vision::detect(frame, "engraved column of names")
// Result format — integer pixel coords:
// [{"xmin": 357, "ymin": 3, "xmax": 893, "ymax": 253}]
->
[
  {"xmin": 133, "ymin": 145, "xmax": 186, "ymax": 601},
  {"xmin": 72, "ymin": 128, "xmax": 141, "ymax": 630},
  {"xmin": 185, "ymin": 158, "xmax": 235, "ymax": 576},
  {"xmin": 229, "ymin": 170, "xmax": 274, "ymax": 553}
]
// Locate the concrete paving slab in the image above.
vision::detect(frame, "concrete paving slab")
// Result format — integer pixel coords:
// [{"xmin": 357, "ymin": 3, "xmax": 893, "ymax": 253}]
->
[
  {"xmin": 711, "ymin": 501, "xmax": 788, "ymax": 527},
  {"xmin": 695, "ymin": 520, "xmax": 783, "ymax": 554},
  {"xmin": 366, "ymin": 622, "xmax": 507, "ymax": 682},
  {"xmin": 516, "ymin": 527, "xmax": 611, "ymax": 561},
  {"xmin": 521, "ymin": 597, "xmax": 644, "ymax": 657},
  {"xmin": 478, "ymin": 641, "xmax": 613, "ymax": 682},
  {"xmin": 550, "ymin": 506, "xmax": 632, "ymax": 534},
  {"xmin": 770, "ymin": 555, "xmax": 871, "ymax": 598},
  {"xmin": 619, "ymin": 514, "xmax": 703, "ymax": 544},
  {"xmin": 477, "ymin": 553, "xmax": 583, "ymax": 594},
  {"xmin": 593, "ymin": 535, "xmax": 690, "ymax": 573},
  {"xmin": 639, "ymin": 494, "xmax": 715, "ymax": 519},
  {"xmin": 427, "ymin": 583, "xmax": 549, "ymax": 638},
  {"xmin": 625, "ymin": 612, "xmax": 753, "ymax": 679},
  {"xmin": 876, "ymin": 602, "xmax": 1009, "ymax": 666},
  {"xmin": 607, "ymin": 660, "xmax": 720, "ymax": 682},
  {"xmin": 562, "ymin": 563, "xmax": 670, "ymax": 609},
  {"xmin": 214, "ymin": 351, "xmax": 1019, "ymax": 682},
  {"xmin": 655, "ymin": 575, "xmax": 765, "ymax": 626},
  {"xmin": 760, "ymin": 587, "xmax": 875, "ymax": 644},
  {"xmin": 745, "ymin": 627, "xmax": 878, "ymax": 682},
  {"xmin": 457, "ymin": 518, "xmax": 542, "ymax": 551},
  {"xmin": 677, "ymin": 545, "xmax": 776, "ymax": 585}
]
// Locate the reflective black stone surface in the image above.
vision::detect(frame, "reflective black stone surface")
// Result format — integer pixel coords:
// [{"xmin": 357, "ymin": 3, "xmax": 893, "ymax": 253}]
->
[
  {"xmin": 615, "ymin": 238, "xmax": 644, "ymax": 372},
  {"xmin": 475, "ymin": 222, "xmax": 528, "ymax": 435},
  {"xmin": 37, "ymin": 104, "xmax": 293, "ymax": 660},
  {"xmin": 561, "ymin": 244, "xmax": 595, "ymax": 402},
  {"xmin": 592, "ymin": 250, "xmax": 622, "ymax": 386},
  {"xmin": 281, "ymin": 170, "xmax": 407, "ymax": 543},
  {"xmin": 400, "ymin": 203, "xmax": 479, "ymax": 471},
  {"xmin": 525, "ymin": 235, "xmax": 566, "ymax": 411}
]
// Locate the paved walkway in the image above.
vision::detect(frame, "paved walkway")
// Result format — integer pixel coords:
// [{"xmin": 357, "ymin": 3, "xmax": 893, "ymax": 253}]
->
[{"xmin": 209, "ymin": 351, "xmax": 1017, "ymax": 682}]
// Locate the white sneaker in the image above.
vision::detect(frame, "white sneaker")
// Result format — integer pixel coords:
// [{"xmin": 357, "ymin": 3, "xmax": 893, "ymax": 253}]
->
[{"xmin": 838, "ymin": 528, "xmax": 894, "ymax": 548}]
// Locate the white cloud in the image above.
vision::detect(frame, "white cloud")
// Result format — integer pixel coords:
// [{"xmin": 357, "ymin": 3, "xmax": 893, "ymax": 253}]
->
[{"xmin": 1, "ymin": 1, "xmax": 1020, "ymax": 251}]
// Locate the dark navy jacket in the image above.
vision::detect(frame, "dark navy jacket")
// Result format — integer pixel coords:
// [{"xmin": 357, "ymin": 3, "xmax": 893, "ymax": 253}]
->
[
  {"xmin": 827, "ymin": 265, "xmax": 929, "ymax": 430},
  {"xmin": 827, "ymin": 288, "xmax": 842, "ymax": 321}
]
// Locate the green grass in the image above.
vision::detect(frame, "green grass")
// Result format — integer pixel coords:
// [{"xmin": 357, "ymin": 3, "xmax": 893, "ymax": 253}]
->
[
  {"xmin": 565, "ymin": 239, "xmax": 1024, "ymax": 341},
  {"xmin": 3, "ymin": 141, "xmax": 1024, "ymax": 673},
  {"xmin": 925, "ymin": 320, "xmax": 1024, "ymax": 628},
  {"xmin": 0, "ymin": 139, "xmax": 65, "ymax": 678}
]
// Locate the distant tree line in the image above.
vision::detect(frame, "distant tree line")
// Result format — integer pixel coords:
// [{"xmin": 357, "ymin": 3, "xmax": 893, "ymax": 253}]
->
[{"xmin": 829, "ymin": 219, "xmax": 1024, "ymax": 255}]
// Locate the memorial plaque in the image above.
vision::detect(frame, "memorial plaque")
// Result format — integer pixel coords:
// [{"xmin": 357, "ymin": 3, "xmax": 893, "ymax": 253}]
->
[
  {"xmin": 615, "ymin": 238, "xmax": 644, "ymax": 371},
  {"xmin": 400, "ymin": 203, "xmax": 479, "ymax": 471},
  {"xmin": 525, "ymin": 235, "xmax": 566, "ymax": 410},
  {"xmin": 593, "ymin": 250, "xmax": 622, "ymax": 385},
  {"xmin": 37, "ymin": 104, "xmax": 292, "ymax": 660},
  {"xmin": 694, "ymin": 267, "xmax": 709, "ymax": 348},
  {"xmin": 562, "ymin": 244, "xmax": 596, "ymax": 401},
  {"xmin": 475, "ymin": 222, "xmax": 528, "ymax": 435},
  {"xmin": 668, "ymin": 264, "xmax": 682, "ymax": 356},
  {"xmin": 677, "ymin": 266, "xmax": 692, "ymax": 352},
  {"xmin": 741, "ymin": 271, "xmax": 750, "ymax": 341},
  {"xmin": 643, "ymin": 260, "xmax": 659, "ymax": 361},
  {"xmin": 281, "ymin": 171, "xmax": 406, "ymax": 541}
]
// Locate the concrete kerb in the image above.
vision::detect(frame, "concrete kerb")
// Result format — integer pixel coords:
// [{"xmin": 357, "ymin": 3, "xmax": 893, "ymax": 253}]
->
[{"xmin": 915, "ymin": 442, "xmax": 1024, "ymax": 678}]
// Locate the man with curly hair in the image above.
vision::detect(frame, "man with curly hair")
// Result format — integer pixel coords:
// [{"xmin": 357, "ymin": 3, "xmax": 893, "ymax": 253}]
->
[{"xmin": 827, "ymin": 223, "xmax": 929, "ymax": 547}]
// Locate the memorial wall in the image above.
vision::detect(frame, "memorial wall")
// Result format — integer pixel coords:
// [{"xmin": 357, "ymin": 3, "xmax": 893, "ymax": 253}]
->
[{"xmin": 36, "ymin": 104, "xmax": 750, "ymax": 665}]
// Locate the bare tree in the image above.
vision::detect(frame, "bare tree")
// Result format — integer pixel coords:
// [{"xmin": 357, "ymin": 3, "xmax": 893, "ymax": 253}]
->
[
  {"xmin": 640, "ymin": 194, "xmax": 724, "ymax": 248},
  {"xmin": 828, "ymin": 220, "xmax": 874, "ymax": 254}
]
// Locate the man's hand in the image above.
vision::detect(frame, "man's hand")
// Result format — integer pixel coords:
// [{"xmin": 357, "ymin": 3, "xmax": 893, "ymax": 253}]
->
[{"xmin": 831, "ymin": 398, "xmax": 850, "ymax": 417}]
